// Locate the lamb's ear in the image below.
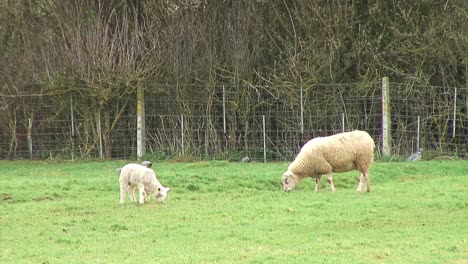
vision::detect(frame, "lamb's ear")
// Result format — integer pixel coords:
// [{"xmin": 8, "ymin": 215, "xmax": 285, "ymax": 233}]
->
[{"xmin": 166, "ymin": 187, "xmax": 171, "ymax": 192}]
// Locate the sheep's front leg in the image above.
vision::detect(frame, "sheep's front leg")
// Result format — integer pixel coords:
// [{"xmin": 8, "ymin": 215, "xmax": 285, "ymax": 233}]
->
[
  {"xmin": 314, "ymin": 176, "xmax": 322, "ymax": 192},
  {"xmin": 138, "ymin": 184, "xmax": 146, "ymax": 204},
  {"xmin": 144, "ymin": 188, "xmax": 151, "ymax": 202},
  {"xmin": 326, "ymin": 172, "xmax": 336, "ymax": 192}
]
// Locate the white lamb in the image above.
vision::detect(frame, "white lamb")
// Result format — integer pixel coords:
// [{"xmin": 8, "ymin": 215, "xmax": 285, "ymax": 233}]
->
[
  {"xmin": 282, "ymin": 130, "xmax": 375, "ymax": 193},
  {"xmin": 119, "ymin": 163, "xmax": 170, "ymax": 204}
]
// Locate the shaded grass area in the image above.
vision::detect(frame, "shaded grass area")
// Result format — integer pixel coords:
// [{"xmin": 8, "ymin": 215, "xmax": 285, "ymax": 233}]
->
[{"xmin": 0, "ymin": 160, "xmax": 467, "ymax": 263}]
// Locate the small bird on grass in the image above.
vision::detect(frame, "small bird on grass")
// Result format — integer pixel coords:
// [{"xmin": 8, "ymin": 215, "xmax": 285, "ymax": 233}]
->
[{"xmin": 407, "ymin": 148, "xmax": 423, "ymax": 161}]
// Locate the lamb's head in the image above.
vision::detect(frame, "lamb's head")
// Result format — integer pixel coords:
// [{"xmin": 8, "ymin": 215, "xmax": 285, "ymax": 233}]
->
[
  {"xmin": 282, "ymin": 170, "xmax": 299, "ymax": 192},
  {"xmin": 155, "ymin": 186, "xmax": 171, "ymax": 202}
]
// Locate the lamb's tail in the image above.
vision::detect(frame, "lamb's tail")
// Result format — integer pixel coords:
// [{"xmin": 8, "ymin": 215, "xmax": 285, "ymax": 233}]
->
[{"xmin": 116, "ymin": 168, "xmax": 122, "ymax": 175}]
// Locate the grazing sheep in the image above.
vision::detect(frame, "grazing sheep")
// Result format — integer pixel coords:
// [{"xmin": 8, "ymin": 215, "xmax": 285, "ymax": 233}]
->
[
  {"xmin": 119, "ymin": 163, "xmax": 170, "ymax": 204},
  {"xmin": 282, "ymin": 130, "xmax": 375, "ymax": 193}
]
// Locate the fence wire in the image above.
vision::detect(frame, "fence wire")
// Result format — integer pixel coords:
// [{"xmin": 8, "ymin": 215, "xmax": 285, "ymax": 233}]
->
[{"xmin": 0, "ymin": 83, "xmax": 466, "ymax": 160}]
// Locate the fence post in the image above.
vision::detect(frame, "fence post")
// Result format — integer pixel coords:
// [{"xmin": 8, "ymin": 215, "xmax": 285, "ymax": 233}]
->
[
  {"xmin": 223, "ymin": 85, "xmax": 226, "ymax": 134},
  {"xmin": 181, "ymin": 114, "xmax": 185, "ymax": 156},
  {"xmin": 136, "ymin": 85, "xmax": 146, "ymax": 160},
  {"xmin": 341, "ymin": 113, "xmax": 345, "ymax": 133},
  {"xmin": 453, "ymin": 87, "xmax": 457, "ymax": 138},
  {"xmin": 97, "ymin": 112, "xmax": 104, "ymax": 159},
  {"xmin": 262, "ymin": 115, "xmax": 266, "ymax": 163},
  {"xmin": 70, "ymin": 94, "xmax": 75, "ymax": 161},
  {"xmin": 28, "ymin": 118, "xmax": 33, "ymax": 159},
  {"xmin": 382, "ymin": 77, "xmax": 392, "ymax": 156},
  {"xmin": 416, "ymin": 115, "xmax": 420, "ymax": 151},
  {"xmin": 300, "ymin": 87, "xmax": 304, "ymax": 134}
]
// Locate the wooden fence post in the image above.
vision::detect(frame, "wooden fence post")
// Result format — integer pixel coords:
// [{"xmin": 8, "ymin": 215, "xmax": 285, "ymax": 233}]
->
[
  {"xmin": 137, "ymin": 85, "xmax": 146, "ymax": 160},
  {"xmin": 97, "ymin": 111, "xmax": 104, "ymax": 159},
  {"xmin": 382, "ymin": 77, "xmax": 392, "ymax": 156}
]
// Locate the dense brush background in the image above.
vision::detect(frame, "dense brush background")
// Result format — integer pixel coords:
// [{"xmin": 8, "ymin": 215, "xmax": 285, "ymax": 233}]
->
[{"xmin": 1, "ymin": 1, "xmax": 467, "ymax": 160}]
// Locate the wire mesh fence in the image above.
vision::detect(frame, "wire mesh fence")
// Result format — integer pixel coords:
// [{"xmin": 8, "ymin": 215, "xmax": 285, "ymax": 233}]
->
[{"xmin": 0, "ymin": 82, "xmax": 466, "ymax": 161}]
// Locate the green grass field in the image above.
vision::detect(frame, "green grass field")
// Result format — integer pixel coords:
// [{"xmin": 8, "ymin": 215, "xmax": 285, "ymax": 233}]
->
[{"xmin": 0, "ymin": 160, "xmax": 467, "ymax": 263}]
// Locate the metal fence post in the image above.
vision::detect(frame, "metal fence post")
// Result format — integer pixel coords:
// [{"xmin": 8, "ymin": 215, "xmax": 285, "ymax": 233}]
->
[
  {"xmin": 416, "ymin": 115, "xmax": 420, "ymax": 151},
  {"xmin": 453, "ymin": 87, "xmax": 457, "ymax": 138},
  {"xmin": 28, "ymin": 118, "xmax": 32, "ymax": 159},
  {"xmin": 181, "ymin": 114, "xmax": 185, "ymax": 156},
  {"xmin": 70, "ymin": 94, "xmax": 75, "ymax": 161},
  {"xmin": 341, "ymin": 113, "xmax": 345, "ymax": 133},
  {"xmin": 223, "ymin": 85, "xmax": 226, "ymax": 134},
  {"xmin": 300, "ymin": 86, "xmax": 304, "ymax": 135},
  {"xmin": 263, "ymin": 115, "xmax": 266, "ymax": 163}
]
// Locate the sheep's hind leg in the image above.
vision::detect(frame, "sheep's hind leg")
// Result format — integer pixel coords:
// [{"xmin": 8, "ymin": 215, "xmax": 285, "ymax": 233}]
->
[
  {"xmin": 365, "ymin": 171, "xmax": 371, "ymax": 192},
  {"xmin": 119, "ymin": 183, "xmax": 127, "ymax": 204},
  {"xmin": 128, "ymin": 186, "xmax": 137, "ymax": 202},
  {"xmin": 326, "ymin": 173, "xmax": 336, "ymax": 192},
  {"xmin": 314, "ymin": 176, "xmax": 322, "ymax": 192},
  {"xmin": 356, "ymin": 172, "xmax": 365, "ymax": 192}
]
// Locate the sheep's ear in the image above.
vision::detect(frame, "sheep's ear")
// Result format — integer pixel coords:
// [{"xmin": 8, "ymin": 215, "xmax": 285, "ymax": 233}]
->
[{"xmin": 166, "ymin": 187, "xmax": 171, "ymax": 192}]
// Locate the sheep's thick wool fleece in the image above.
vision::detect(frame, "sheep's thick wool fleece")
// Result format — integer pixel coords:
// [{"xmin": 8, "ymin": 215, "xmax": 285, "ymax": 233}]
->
[{"xmin": 290, "ymin": 130, "xmax": 374, "ymax": 177}]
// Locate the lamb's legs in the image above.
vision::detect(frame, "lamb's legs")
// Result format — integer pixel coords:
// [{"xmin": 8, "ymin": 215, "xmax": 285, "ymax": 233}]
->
[
  {"xmin": 314, "ymin": 176, "xmax": 322, "ymax": 192},
  {"xmin": 119, "ymin": 183, "xmax": 127, "ymax": 204},
  {"xmin": 128, "ymin": 186, "xmax": 137, "ymax": 202},
  {"xmin": 144, "ymin": 192, "xmax": 151, "ymax": 202},
  {"xmin": 138, "ymin": 184, "xmax": 146, "ymax": 204},
  {"xmin": 326, "ymin": 173, "xmax": 336, "ymax": 192}
]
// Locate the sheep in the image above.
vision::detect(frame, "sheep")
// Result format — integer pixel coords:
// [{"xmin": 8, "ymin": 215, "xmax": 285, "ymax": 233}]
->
[
  {"xmin": 119, "ymin": 163, "xmax": 170, "ymax": 204},
  {"xmin": 282, "ymin": 130, "xmax": 375, "ymax": 193}
]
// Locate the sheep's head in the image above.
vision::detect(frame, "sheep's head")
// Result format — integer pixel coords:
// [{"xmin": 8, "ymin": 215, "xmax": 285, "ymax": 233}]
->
[
  {"xmin": 282, "ymin": 170, "xmax": 299, "ymax": 192},
  {"xmin": 156, "ymin": 186, "xmax": 171, "ymax": 202}
]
